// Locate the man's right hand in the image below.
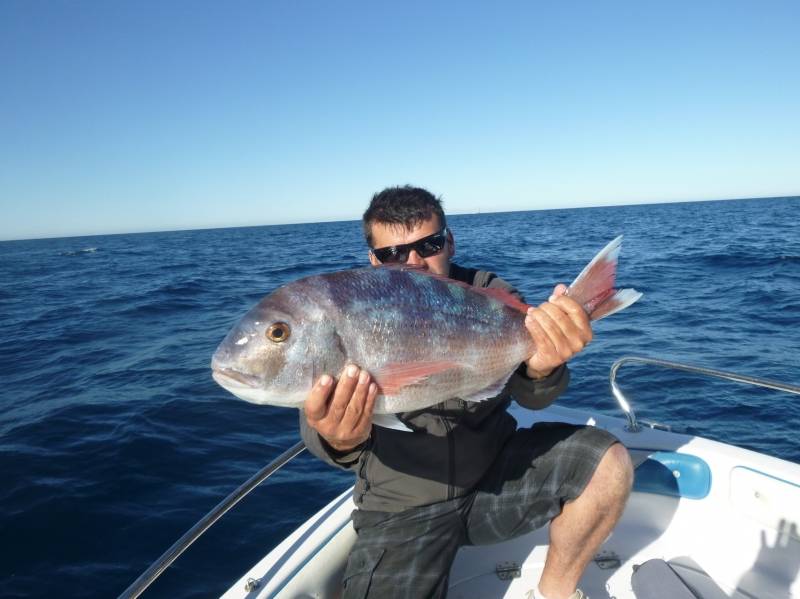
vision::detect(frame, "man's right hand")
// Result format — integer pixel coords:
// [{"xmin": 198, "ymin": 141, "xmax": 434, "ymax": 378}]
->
[{"xmin": 304, "ymin": 364, "xmax": 377, "ymax": 452}]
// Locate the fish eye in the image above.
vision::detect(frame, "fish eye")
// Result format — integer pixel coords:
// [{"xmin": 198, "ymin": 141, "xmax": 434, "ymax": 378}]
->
[{"xmin": 266, "ymin": 322, "xmax": 290, "ymax": 343}]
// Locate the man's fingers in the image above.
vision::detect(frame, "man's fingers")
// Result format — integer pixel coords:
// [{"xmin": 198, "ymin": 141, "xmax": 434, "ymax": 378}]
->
[
  {"xmin": 525, "ymin": 308, "xmax": 558, "ymax": 357},
  {"xmin": 551, "ymin": 296, "xmax": 591, "ymax": 335},
  {"xmin": 533, "ymin": 304, "xmax": 575, "ymax": 360},
  {"xmin": 538, "ymin": 302, "xmax": 585, "ymax": 353},
  {"xmin": 304, "ymin": 374, "xmax": 333, "ymax": 422},
  {"xmin": 340, "ymin": 369, "xmax": 371, "ymax": 431},
  {"xmin": 549, "ymin": 283, "xmax": 569, "ymax": 301},
  {"xmin": 330, "ymin": 364, "xmax": 360, "ymax": 420},
  {"xmin": 357, "ymin": 383, "xmax": 378, "ymax": 430}
]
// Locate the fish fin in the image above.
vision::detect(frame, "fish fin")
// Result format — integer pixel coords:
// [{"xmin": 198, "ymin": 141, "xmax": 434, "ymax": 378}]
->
[
  {"xmin": 587, "ymin": 288, "xmax": 643, "ymax": 321},
  {"xmin": 374, "ymin": 361, "xmax": 459, "ymax": 395},
  {"xmin": 473, "ymin": 287, "xmax": 530, "ymax": 314},
  {"xmin": 380, "ymin": 264, "xmax": 531, "ymax": 315},
  {"xmin": 372, "ymin": 413, "xmax": 414, "ymax": 432},
  {"xmin": 567, "ymin": 235, "xmax": 642, "ymax": 321}
]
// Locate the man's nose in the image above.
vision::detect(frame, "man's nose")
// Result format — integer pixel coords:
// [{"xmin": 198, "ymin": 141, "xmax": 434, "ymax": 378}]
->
[{"xmin": 406, "ymin": 249, "xmax": 425, "ymax": 266}]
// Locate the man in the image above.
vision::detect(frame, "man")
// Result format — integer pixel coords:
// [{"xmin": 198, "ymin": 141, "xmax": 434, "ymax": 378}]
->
[{"xmin": 299, "ymin": 186, "xmax": 633, "ymax": 599}]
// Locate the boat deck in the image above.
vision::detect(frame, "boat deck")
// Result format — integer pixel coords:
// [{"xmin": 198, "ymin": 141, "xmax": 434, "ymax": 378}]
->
[{"xmin": 223, "ymin": 404, "xmax": 800, "ymax": 599}]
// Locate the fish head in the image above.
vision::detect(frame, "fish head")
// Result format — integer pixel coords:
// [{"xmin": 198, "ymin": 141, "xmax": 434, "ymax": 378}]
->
[{"xmin": 211, "ymin": 286, "xmax": 343, "ymax": 407}]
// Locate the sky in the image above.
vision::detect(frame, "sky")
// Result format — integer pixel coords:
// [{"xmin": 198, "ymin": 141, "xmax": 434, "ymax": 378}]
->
[{"xmin": 1, "ymin": 1, "xmax": 798, "ymax": 241}]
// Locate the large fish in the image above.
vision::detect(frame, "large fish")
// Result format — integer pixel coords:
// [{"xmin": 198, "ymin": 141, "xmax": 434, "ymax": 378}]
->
[{"xmin": 211, "ymin": 236, "xmax": 641, "ymax": 428}]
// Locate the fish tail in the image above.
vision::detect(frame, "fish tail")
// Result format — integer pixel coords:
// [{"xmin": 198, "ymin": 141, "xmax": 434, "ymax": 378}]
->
[{"xmin": 567, "ymin": 235, "xmax": 642, "ymax": 321}]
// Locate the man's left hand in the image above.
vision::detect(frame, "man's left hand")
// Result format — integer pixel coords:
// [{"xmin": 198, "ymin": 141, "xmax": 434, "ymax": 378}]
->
[{"xmin": 523, "ymin": 283, "xmax": 592, "ymax": 379}]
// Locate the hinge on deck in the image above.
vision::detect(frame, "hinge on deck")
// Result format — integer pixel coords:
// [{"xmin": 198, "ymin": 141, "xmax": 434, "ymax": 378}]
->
[
  {"xmin": 244, "ymin": 577, "xmax": 261, "ymax": 591},
  {"xmin": 495, "ymin": 561, "xmax": 522, "ymax": 580},
  {"xmin": 594, "ymin": 550, "xmax": 621, "ymax": 570}
]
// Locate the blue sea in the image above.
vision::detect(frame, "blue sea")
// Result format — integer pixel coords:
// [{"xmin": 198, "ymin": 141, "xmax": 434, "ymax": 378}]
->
[{"xmin": 1, "ymin": 197, "xmax": 799, "ymax": 598}]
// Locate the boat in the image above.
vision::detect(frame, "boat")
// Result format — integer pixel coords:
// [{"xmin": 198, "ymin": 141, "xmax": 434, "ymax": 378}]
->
[{"xmin": 120, "ymin": 357, "xmax": 800, "ymax": 599}]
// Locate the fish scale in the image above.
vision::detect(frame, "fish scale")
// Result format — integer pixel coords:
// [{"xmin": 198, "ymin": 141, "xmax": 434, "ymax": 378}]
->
[{"xmin": 324, "ymin": 268, "xmax": 533, "ymax": 413}]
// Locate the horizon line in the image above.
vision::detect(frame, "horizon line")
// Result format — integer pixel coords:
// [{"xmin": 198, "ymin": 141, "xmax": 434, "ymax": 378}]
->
[{"xmin": 2, "ymin": 193, "xmax": 797, "ymax": 243}]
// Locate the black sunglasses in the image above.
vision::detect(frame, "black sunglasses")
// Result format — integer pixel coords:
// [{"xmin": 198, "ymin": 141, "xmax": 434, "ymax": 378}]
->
[{"xmin": 371, "ymin": 227, "xmax": 449, "ymax": 264}]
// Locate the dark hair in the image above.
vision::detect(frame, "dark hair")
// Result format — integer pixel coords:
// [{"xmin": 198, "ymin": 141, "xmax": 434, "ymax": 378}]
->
[{"xmin": 362, "ymin": 185, "xmax": 447, "ymax": 247}]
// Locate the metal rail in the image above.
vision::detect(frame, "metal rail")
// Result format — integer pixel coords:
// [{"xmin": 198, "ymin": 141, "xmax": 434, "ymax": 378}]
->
[
  {"xmin": 119, "ymin": 440, "xmax": 306, "ymax": 599},
  {"xmin": 120, "ymin": 356, "xmax": 800, "ymax": 597},
  {"xmin": 610, "ymin": 356, "xmax": 800, "ymax": 432}
]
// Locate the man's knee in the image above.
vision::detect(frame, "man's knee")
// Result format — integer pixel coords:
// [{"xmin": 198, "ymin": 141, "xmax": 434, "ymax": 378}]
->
[{"xmin": 593, "ymin": 442, "xmax": 634, "ymax": 503}]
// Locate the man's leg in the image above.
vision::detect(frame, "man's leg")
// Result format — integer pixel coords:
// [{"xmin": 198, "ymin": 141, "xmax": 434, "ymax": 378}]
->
[
  {"xmin": 537, "ymin": 442, "xmax": 633, "ymax": 599},
  {"xmin": 342, "ymin": 498, "xmax": 467, "ymax": 599},
  {"xmin": 465, "ymin": 423, "xmax": 631, "ymax": 599}
]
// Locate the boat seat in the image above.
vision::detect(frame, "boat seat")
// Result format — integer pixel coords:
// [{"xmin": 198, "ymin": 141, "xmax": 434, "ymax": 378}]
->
[
  {"xmin": 632, "ymin": 451, "xmax": 711, "ymax": 499},
  {"xmin": 631, "ymin": 558, "xmax": 729, "ymax": 599}
]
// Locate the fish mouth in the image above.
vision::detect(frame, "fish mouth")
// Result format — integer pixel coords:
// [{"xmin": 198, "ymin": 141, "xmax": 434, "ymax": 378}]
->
[
  {"xmin": 211, "ymin": 367, "xmax": 260, "ymax": 389},
  {"xmin": 211, "ymin": 367, "xmax": 301, "ymax": 407}
]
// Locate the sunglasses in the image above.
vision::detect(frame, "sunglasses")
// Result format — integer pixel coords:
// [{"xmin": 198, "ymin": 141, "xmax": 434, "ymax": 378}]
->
[{"xmin": 371, "ymin": 227, "xmax": 449, "ymax": 264}]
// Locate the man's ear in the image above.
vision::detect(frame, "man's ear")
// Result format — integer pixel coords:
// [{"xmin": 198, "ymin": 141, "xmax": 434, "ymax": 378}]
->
[
  {"xmin": 368, "ymin": 250, "xmax": 381, "ymax": 267},
  {"xmin": 447, "ymin": 230, "xmax": 456, "ymax": 258}
]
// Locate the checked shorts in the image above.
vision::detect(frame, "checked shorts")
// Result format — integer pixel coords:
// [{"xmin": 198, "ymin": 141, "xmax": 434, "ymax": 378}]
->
[{"xmin": 341, "ymin": 422, "xmax": 619, "ymax": 599}]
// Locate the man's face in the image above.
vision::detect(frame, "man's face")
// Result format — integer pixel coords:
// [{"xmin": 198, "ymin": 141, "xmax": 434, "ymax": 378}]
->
[{"xmin": 367, "ymin": 216, "xmax": 454, "ymax": 276}]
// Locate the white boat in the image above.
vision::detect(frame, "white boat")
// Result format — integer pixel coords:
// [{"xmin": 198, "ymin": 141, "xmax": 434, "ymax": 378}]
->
[{"xmin": 121, "ymin": 357, "xmax": 800, "ymax": 599}]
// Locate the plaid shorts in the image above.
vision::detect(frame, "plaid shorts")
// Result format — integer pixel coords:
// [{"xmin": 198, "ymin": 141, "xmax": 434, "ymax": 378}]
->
[{"xmin": 341, "ymin": 422, "xmax": 619, "ymax": 599}]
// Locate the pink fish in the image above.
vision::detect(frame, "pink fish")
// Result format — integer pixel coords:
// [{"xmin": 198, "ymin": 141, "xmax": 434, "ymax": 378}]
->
[{"xmin": 211, "ymin": 236, "xmax": 641, "ymax": 425}]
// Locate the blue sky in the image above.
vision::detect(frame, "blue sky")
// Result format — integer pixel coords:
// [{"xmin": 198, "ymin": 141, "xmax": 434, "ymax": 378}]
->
[{"xmin": 1, "ymin": 1, "xmax": 798, "ymax": 240}]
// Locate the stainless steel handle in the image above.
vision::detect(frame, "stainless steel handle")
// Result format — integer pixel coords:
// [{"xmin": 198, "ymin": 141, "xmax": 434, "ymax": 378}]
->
[
  {"xmin": 610, "ymin": 356, "xmax": 800, "ymax": 433},
  {"xmin": 119, "ymin": 440, "xmax": 306, "ymax": 599}
]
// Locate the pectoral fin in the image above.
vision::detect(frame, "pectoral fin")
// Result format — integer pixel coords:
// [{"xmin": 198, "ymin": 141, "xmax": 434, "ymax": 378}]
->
[
  {"xmin": 372, "ymin": 413, "xmax": 414, "ymax": 432},
  {"xmin": 374, "ymin": 361, "xmax": 459, "ymax": 396}
]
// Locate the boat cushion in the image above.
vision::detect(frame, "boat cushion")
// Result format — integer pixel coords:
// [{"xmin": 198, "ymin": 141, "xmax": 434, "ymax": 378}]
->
[
  {"xmin": 633, "ymin": 451, "xmax": 711, "ymax": 499},
  {"xmin": 632, "ymin": 558, "xmax": 731, "ymax": 599},
  {"xmin": 631, "ymin": 558, "xmax": 700, "ymax": 598}
]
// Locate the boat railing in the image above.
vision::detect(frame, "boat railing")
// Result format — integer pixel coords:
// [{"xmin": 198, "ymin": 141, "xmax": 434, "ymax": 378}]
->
[
  {"xmin": 118, "ymin": 440, "xmax": 306, "ymax": 599},
  {"xmin": 610, "ymin": 355, "xmax": 800, "ymax": 433},
  {"xmin": 120, "ymin": 356, "xmax": 800, "ymax": 598}
]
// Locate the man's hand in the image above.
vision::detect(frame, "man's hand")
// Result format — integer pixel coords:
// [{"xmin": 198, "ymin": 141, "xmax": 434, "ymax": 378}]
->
[
  {"xmin": 524, "ymin": 284, "xmax": 593, "ymax": 379},
  {"xmin": 304, "ymin": 364, "xmax": 378, "ymax": 452}
]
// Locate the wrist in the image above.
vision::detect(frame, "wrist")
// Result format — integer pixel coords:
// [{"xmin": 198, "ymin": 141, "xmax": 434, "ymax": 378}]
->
[
  {"xmin": 322, "ymin": 434, "xmax": 368, "ymax": 454},
  {"xmin": 328, "ymin": 439, "xmax": 359, "ymax": 452},
  {"xmin": 526, "ymin": 365, "xmax": 555, "ymax": 380}
]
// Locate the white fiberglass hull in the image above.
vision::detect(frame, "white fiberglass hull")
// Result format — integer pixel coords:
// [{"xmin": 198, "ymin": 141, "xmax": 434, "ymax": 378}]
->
[{"xmin": 223, "ymin": 404, "xmax": 800, "ymax": 599}]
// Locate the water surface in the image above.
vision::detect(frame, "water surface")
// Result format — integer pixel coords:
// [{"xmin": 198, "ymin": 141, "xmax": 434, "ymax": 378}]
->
[{"xmin": 1, "ymin": 197, "xmax": 798, "ymax": 597}]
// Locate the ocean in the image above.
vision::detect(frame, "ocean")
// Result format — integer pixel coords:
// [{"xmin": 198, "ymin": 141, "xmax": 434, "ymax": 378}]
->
[{"xmin": 1, "ymin": 197, "xmax": 798, "ymax": 598}]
